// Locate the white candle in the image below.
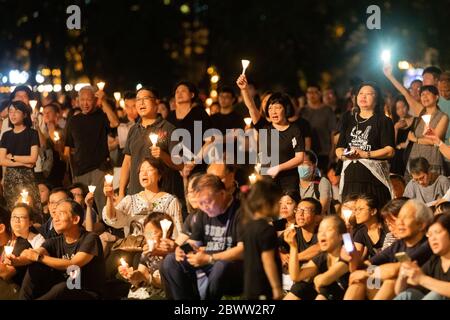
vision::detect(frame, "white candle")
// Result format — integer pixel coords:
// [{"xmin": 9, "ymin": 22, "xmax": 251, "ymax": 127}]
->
[
  {"xmin": 39, "ymin": 107, "xmax": 44, "ymax": 113},
  {"xmin": 88, "ymin": 185, "xmax": 96, "ymax": 193},
  {"xmin": 147, "ymin": 239, "xmax": 155, "ymax": 252},
  {"xmin": 342, "ymin": 209, "xmax": 352, "ymax": 221},
  {"xmin": 97, "ymin": 82, "xmax": 105, "ymax": 91},
  {"xmin": 381, "ymin": 50, "xmax": 391, "ymax": 64},
  {"xmin": 254, "ymin": 162, "xmax": 261, "ymax": 175},
  {"xmin": 104, "ymin": 174, "xmax": 114, "ymax": 185},
  {"xmin": 119, "ymin": 257, "xmax": 127, "ymax": 267},
  {"xmin": 29, "ymin": 100, "xmax": 37, "ymax": 111},
  {"xmin": 241, "ymin": 59, "xmax": 250, "ymax": 75},
  {"xmin": 20, "ymin": 190, "xmax": 29, "ymax": 204},
  {"xmin": 205, "ymin": 108, "xmax": 211, "ymax": 115},
  {"xmin": 119, "ymin": 99, "xmax": 125, "ymax": 109},
  {"xmin": 160, "ymin": 219, "xmax": 172, "ymax": 239},
  {"xmin": 289, "ymin": 223, "xmax": 296, "ymax": 230},
  {"xmin": 421, "ymin": 115, "xmax": 431, "ymax": 126},
  {"xmin": 4, "ymin": 245, "xmax": 13, "ymax": 256},
  {"xmin": 113, "ymin": 92, "xmax": 121, "ymax": 101},
  {"xmin": 53, "ymin": 131, "xmax": 60, "ymax": 142},
  {"xmin": 249, "ymin": 173, "xmax": 257, "ymax": 184},
  {"xmin": 244, "ymin": 117, "xmax": 252, "ymax": 126},
  {"xmin": 149, "ymin": 133, "xmax": 158, "ymax": 146}
]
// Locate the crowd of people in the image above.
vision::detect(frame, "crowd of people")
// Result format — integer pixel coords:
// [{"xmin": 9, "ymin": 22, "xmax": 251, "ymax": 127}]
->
[{"xmin": 0, "ymin": 62, "xmax": 450, "ymax": 300}]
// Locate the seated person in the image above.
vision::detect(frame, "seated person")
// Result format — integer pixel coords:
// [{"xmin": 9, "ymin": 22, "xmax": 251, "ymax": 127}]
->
[
  {"xmin": 344, "ymin": 199, "xmax": 433, "ymax": 300},
  {"xmin": 0, "ymin": 207, "xmax": 32, "ymax": 300},
  {"xmin": 380, "ymin": 198, "xmax": 409, "ymax": 250},
  {"xmin": 394, "ymin": 213, "xmax": 450, "ymax": 300},
  {"xmin": 275, "ymin": 190, "xmax": 300, "ymax": 236},
  {"xmin": 13, "ymin": 200, "xmax": 105, "ymax": 300},
  {"xmin": 119, "ymin": 212, "xmax": 174, "ymax": 300},
  {"xmin": 390, "ymin": 174, "xmax": 406, "ymax": 199},
  {"xmin": 10, "ymin": 204, "xmax": 45, "ymax": 249},
  {"xmin": 283, "ymin": 215, "xmax": 350, "ymax": 300},
  {"xmin": 299, "ymin": 151, "xmax": 333, "ymax": 215},
  {"xmin": 403, "ymin": 157, "xmax": 450, "ymax": 205}
]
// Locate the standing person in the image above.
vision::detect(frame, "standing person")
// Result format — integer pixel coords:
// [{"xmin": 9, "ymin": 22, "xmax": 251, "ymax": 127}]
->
[
  {"xmin": 64, "ymin": 85, "xmax": 119, "ymax": 213},
  {"xmin": 116, "ymin": 92, "xmax": 138, "ymax": 166},
  {"xmin": 236, "ymin": 75, "xmax": 304, "ymax": 193},
  {"xmin": 336, "ymin": 82, "xmax": 395, "ymax": 209},
  {"xmin": 391, "ymin": 96, "xmax": 414, "ymax": 176},
  {"xmin": 241, "ymin": 178, "xmax": 283, "ymax": 300},
  {"xmin": 210, "ymin": 86, "xmax": 245, "ymax": 135},
  {"xmin": 118, "ymin": 86, "xmax": 183, "ymax": 203},
  {"xmin": 300, "ymin": 85, "xmax": 337, "ymax": 172},
  {"xmin": 0, "ymin": 101, "xmax": 41, "ymax": 215}
]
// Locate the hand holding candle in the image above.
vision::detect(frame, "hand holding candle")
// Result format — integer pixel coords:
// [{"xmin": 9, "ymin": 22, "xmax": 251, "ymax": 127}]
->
[
  {"xmin": 160, "ymin": 219, "xmax": 172, "ymax": 239},
  {"xmin": 249, "ymin": 173, "xmax": 257, "ymax": 184},
  {"xmin": 244, "ymin": 117, "xmax": 252, "ymax": 127},
  {"xmin": 114, "ymin": 92, "xmax": 121, "ymax": 102},
  {"xmin": 119, "ymin": 257, "xmax": 128, "ymax": 268},
  {"xmin": 97, "ymin": 82, "xmax": 106, "ymax": 91},
  {"xmin": 4, "ymin": 245, "xmax": 14, "ymax": 256},
  {"xmin": 241, "ymin": 59, "xmax": 250, "ymax": 75},
  {"xmin": 88, "ymin": 185, "xmax": 96, "ymax": 193},
  {"xmin": 53, "ymin": 131, "xmax": 60, "ymax": 142},
  {"xmin": 342, "ymin": 209, "xmax": 352, "ymax": 223},
  {"xmin": 149, "ymin": 133, "xmax": 158, "ymax": 146},
  {"xmin": 29, "ymin": 100, "xmax": 37, "ymax": 111},
  {"xmin": 105, "ymin": 174, "xmax": 114, "ymax": 185}
]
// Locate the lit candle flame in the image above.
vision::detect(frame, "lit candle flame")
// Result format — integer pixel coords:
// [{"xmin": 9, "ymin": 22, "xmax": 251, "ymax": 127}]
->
[
  {"xmin": 205, "ymin": 108, "xmax": 211, "ymax": 115},
  {"xmin": 342, "ymin": 209, "xmax": 352, "ymax": 221},
  {"xmin": 421, "ymin": 115, "xmax": 431, "ymax": 126},
  {"xmin": 160, "ymin": 219, "xmax": 172, "ymax": 239},
  {"xmin": 20, "ymin": 189, "xmax": 29, "ymax": 204},
  {"xmin": 241, "ymin": 59, "xmax": 250, "ymax": 75},
  {"xmin": 149, "ymin": 133, "xmax": 158, "ymax": 146},
  {"xmin": 119, "ymin": 99, "xmax": 125, "ymax": 109},
  {"xmin": 113, "ymin": 92, "xmax": 121, "ymax": 101},
  {"xmin": 29, "ymin": 100, "xmax": 37, "ymax": 110},
  {"xmin": 119, "ymin": 257, "xmax": 127, "ymax": 267},
  {"xmin": 4, "ymin": 245, "xmax": 14, "ymax": 256},
  {"xmin": 97, "ymin": 82, "xmax": 105, "ymax": 91},
  {"xmin": 104, "ymin": 174, "xmax": 114, "ymax": 185},
  {"xmin": 244, "ymin": 117, "xmax": 252, "ymax": 126},
  {"xmin": 249, "ymin": 173, "xmax": 257, "ymax": 184},
  {"xmin": 88, "ymin": 185, "xmax": 96, "ymax": 193},
  {"xmin": 53, "ymin": 131, "xmax": 60, "ymax": 142},
  {"xmin": 254, "ymin": 163, "xmax": 261, "ymax": 175},
  {"xmin": 289, "ymin": 223, "xmax": 296, "ymax": 230}
]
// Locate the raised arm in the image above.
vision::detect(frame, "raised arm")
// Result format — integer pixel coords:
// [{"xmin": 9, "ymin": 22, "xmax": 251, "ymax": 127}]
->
[{"xmin": 236, "ymin": 74, "xmax": 261, "ymax": 124}]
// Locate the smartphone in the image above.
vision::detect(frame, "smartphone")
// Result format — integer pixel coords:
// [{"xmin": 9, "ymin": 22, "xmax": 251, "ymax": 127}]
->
[
  {"xmin": 180, "ymin": 242, "xmax": 195, "ymax": 254},
  {"xmin": 395, "ymin": 252, "xmax": 411, "ymax": 263},
  {"xmin": 342, "ymin": 233, "xmax": 355, "ymax": 253}
]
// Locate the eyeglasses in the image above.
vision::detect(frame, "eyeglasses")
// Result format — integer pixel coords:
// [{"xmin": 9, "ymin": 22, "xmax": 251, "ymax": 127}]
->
[
  {"xmin": 354, "ymin": 207, "xmax": 369, "ymax": 213},
  {"xmin": 136, "ymin": 96, "xmax": 156, "ymax": 104},
  {"xmin": 295, "ymin": 208, "xmax": 314, "ymax": 215},
  {"xmin": 268, "ymin": 105, "xmax": 283, "ymax": 112},
  {"xmin": 426, "ymin": 229, "xmax": 446, "ymax": 238},
  {"xmin": 11, "ymin": 215, "xmax": 29, "ymax": 222}
]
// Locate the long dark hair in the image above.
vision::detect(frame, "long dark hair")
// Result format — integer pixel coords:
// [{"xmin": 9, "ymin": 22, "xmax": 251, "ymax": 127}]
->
[
  {"xmin": 8, "ymin": 100, "xmax": 33, "ymax": 128},
  {"xmin": 353, "ymin": 82, "xmax": 384, "ymax": 116}
]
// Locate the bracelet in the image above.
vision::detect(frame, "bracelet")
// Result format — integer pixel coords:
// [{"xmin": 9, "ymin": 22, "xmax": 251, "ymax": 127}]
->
[
  {"xmin": 367, "ymin": 151, "xmax": 371, "ymax": 159},
  {"xmin": 436, "ymin": 140, "xmax": 443, "ymax": 147}
]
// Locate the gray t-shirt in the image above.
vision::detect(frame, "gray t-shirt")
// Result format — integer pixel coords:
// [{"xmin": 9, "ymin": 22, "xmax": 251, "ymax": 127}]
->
[
  {"xmin": 300, "ymin": 177, "xmax": 332, "ymax": 213},
  {"xmin": 403, "ymin": 175, "xmax": 450, "ymax": 204},
  {"xmin": 300, "ymin": 106, "xmax": 336, "ymax": 156}
]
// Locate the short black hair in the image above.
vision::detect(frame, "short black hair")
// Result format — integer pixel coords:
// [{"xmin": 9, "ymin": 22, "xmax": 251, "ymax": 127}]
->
[
  {"xmin": 410, "ymin": 157, "xmax": 430, "ymax": 174},
  {"xmin": 281, "ymin": 189, "xmax": 301, "ymax": 205},
  {"xmin": 68, "ymin": 183, "xmax": 89, "ymax": 199},
  {"xmin": 299, "ymin": 197, "xmax": 322, "ymax": 215},
  {"xmin": 410, "ymin": 79, "xmax": 423, "ymax": 87},
  {"xmin": 123, "ymin": 91, "xmax": 136, "ymax": 100},
  {"xmin": 264, "ymin": 92, "xmax": 295, "ymax": 118},
  {"xmin": 10, "ymin": 85, "xmax": 32, "ymax": 101},
  {"xmin": 174, "ymin": 81, "xmax": 198, "ymax": 101},
  {"xmin": 143, "ymin": 211, "xmax": 175, "ymax": 239},
  {"xmin": 422, "ymin": 66, "xmax": 442, "ymax": 80},
  {"xmin": 420, "ymin": 85, "xmax": 439, "ymax": 96},
  {"xmin": 431, "ymin": 213, "xmax": 450, "ymax": 236},
  {"xmin": 43, "ymin": 102, "xmax": 61, "ymax": 114},
  {"xmin": 49, "ymin": 187, "xmax": 74, "ymax": 200},
  {"xmin": 8, "ymin": 100, "xmax": 33, "ymax": 128},
  {"xmin": 138, "ymin": 158, "xmax": 166, "ymax": 188},
  {"xmin": 381, "ymin": 198, "xmax": 408, "ymax": 219},
  {"xmin": 304, "ymin": 150, "xmax": 318, "ymax": 166},
  {"xmin": 218, "ymin": 86, "xmax": 236, "ymax": 99},
  {"xmin": 136, "ymin": 86, "xmax": 160, "ymax": 99}
]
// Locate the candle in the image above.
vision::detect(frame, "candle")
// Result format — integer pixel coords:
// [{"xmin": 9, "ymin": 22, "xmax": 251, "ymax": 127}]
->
[
  {"xmin": 39, "ymin": 107, "xmax": 44, "ymax": 113},
  {"xmin": 119, "ymin": 99, "xmax": 125, "ymax": 109},
  {"xmin": 88, "ymin": 185, "xmax": 96, "ymax": 193},
  {"xmin": 421, "ymin": 115, "xmax": 431, "ymax": 126},
  {"xmin": 149, "ymin": 133, "xmax": 158, "ymax": 146},
  {"xmin": 105, "ymin": 174, "xmax": 114, "ymax": 185},
  {"xmin": 205, "ymin": 108, "xmax": 211, "ymax": 115},
  {"xmin": 381, "ymin": 50, "xmax": 391, "ymax": 64},
  {"xmin": 241, "ymin": 59, "xmax": 250, "ymax": 75},
  {"xmin": 342, "ymin": 209, "xmax": 352, "ymax": 222},
  {"xmin": 29, "ymin": 100, "xmax": 37, "ymax": 111},
  {"xmin": 113, "ymin": 92, "xmax": 121, "ymax": 101},
  {"xmin": 97, "ymin": 82, "xmax": 105, "ymax": 91},
  {"xmin": 289, "ymin": 223, "xmax": 296, "ymax": 230},
  {"xmin": 160, "ymin": 219, "xmax": 172, "ymax": 239},
  {"xmin": 147, "ymin": 239, "xmax": 155, "ymax": 252},
  {"xmin": 53, "ymin": 131, "xmax": 60, "ymax": 142},
  {"xmin": 20, "ymin": 189, "xmax": 29, "ymax": 204},
  {"xmin": 249, "ymin": 173, "xmax": 257, "ymax": 184},
  {"xmin": 4, "ymin": 245, "xmax": 13, "ymax": 256},
  {"xmin": 244, "ymin": 117, "xmax": 252, "ymax": 126},
  {"xmin": 254, "ymin": 162, "xmax": 261, "ymax": 175},
  {"xmin": 119, "ymin": 257, "xmax": 127, "ymax": 268}
]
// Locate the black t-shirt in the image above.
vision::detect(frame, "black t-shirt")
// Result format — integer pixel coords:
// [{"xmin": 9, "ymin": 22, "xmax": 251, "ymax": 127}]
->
[
  {"xmin": 293, "ymin": 117, "xmax": 312, "ymax": 139},
  {"xmin": 37, "ymin": 217, "xmax": 58, "ymax": 239},
  {"xmin": 254, "ymin": 118, "xmax": 304, "ymax": 178},
  {"xmin": 337, "ymin": 113, "xmax": 394, "ymax": 183},
  {"xmin": 182, "ymin": 211, "xmax": 202, "ymax": 236},
  {"xmin": 42, "ymin": 230, "xmax": 105, "ymax": 292},
  {"xmin": 123, "ymin": 116, "xmax": 177, "ymax": 195},
  {"xmin": 353, "ymin": 224, "xmax": 388, "ymax": 259},
  {"xmin": 421, "ymin": 254, "xmax": 450, "ymax": 282},
  {"xmin": 312, "ymin": 252, "xmax": 349, "ymax": 288},
  {"xmin": 167, "ymin": 106, "xmax": 212, "ymax": 157},
  {"xmin": 210, "ymin": 111, "xmax": 245, "ymax": 135},
  {"xmin": 243, "ymin": 218, "xmax": 282, "ymax": 300},
  {"xmin": 278, "ymin": 227, "xmax": 317, "ymax": 254},
  {"xmin": 65, "ymin": 109, "xmax": 111, "ymax": 176},
  {"xmin": 369, "ymin": 236, "xmax": 432, "ymax": 266},
  {"xmin": 190, "ymin": 199, "xmax": 242, "ymax": 253},
  {"xmin": 11, "ymin": 237, "xmax": 32, "ymax": 285},
  {"xmin": 0, "ymin": 128, "xmax": 39, "ymax": 169}
]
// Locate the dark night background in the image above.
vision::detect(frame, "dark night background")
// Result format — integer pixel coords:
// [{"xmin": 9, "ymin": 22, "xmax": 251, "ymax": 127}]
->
[{"xmin": 1, "ymin": 0, "xmax": 450, "ymax": 98}]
